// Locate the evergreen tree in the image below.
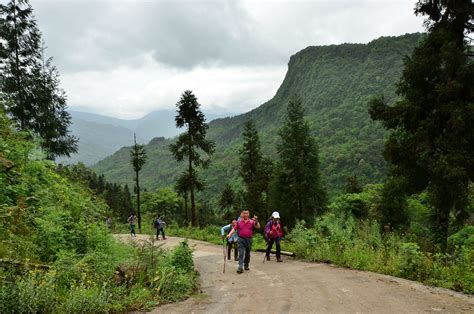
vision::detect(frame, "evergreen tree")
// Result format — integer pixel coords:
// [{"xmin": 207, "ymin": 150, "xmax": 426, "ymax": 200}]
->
[
  {"xmin": 239, "ymin": 120, "xmax": 271, "ymax": 219},
  {"xmin": 32, "ymin": 44, "xmax": 77, "ymax": 159},
  {"xmin": 169, "ymin": 90, "xmax": 215, "ymax": 227},
  {"xmin": 122, "ymin": 184, "xmax": 133, "ymax": 221},
  {"xmin": 274, "ymin": 95, "xmax": 326, "ymax": 225},
  {"xmin": 369, "ymin": 0, "xmax": 473, "ymax": 251},
  {"xmin": 378, "ymin": 175, "xmax": 409, "ymax": 231},
  {"xmin": 344, "ymin": 175, "xmax": 363, "ymax": 194},
  {"xmin": 0, "ymin": 1, "xmax": 77, "ymax": 158},
  {"xmin": 0, "ymin": 0, "xmax": 41, "ymax": 130},
  {"xmin": 97, "ymin": 174, "xmax": 105, "ymax": 194},
  {"xmin": 219, "ymin": 183, "xmax": 236, "ymax": 221},
  {"xmin": 174, "ymin": 175, "xmax": 189, "ymax": 223},
  {"xmin": 219, "ymin": 183, "xmax": 235, "ymax": 209},
  {"xmin": 130, "ymin": 133, "xmax": 147, "ymax": 230}
]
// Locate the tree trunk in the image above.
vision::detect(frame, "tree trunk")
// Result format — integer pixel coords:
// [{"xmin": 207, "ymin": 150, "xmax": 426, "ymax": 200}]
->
[
  {"xmin": 298, "ymin": 199, "xmax": 303, "ymax": 220},
  {"xmin": 12, "ymin": 0, "xmax": 25, "ymax": 129},
  {"xmin": 136, "ymin": 170, "xmax": 141, "ymax": 230},
  {"xmin": 188, "ymin": 132, "xmax": 197, "ymax": 227},
  {"xmin": 184, "ymin": 191, "xmax": 189, "ymax": 223},
  {"xmin": 433, "ymin": 185, "xmax": 453, "ymax": 253}
]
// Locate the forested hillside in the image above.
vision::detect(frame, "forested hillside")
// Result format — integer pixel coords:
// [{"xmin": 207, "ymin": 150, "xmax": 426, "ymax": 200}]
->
[
  {"xmin": 94, "ymin": 33, "xmax": 422, "ymax": 197},
  {"xmin": 61, "ymin": 110, "xmax": 234, "ymax": 165}
]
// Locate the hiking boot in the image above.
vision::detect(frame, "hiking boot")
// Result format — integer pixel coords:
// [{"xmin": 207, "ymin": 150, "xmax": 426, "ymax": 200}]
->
[
  {"xmin": 237, "ymin": 268, "xmax": 243, "ymax": 274},
  {"xmin": 244, "ymin": 266, "xmax": 250, "ymax": 271},
  {"xmin": 163, "ymin": 237, "xmax": 167, "ymax": 240},
  {"xmin": 277, "ymin": 257, "xmax": 283, "ymax": 262},
  {"xmin": 266, "ymin": 255, "xmax": 270, "ymax": 261}
]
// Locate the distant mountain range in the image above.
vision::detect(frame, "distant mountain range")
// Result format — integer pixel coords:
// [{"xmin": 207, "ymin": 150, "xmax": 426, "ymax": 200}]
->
[
  {"xmin": 59, "ymin": 110, "xmax": 234, "ymax": 165},
  {"xmin": 93, "ymin": 33, "xmax": 423, "ymax": 197}
]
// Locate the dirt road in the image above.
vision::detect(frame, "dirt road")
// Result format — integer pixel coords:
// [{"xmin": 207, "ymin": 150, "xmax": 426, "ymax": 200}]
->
[{"xmin": 116, "ymin": 235, "xmax": 473, "ymax": 313}]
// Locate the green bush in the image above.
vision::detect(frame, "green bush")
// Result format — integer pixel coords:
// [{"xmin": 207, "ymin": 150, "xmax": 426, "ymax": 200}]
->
[
  {"xmin": 170, "ymin": 240, "xmax": 194, "ymax": 273},
  {"xmin": 285, "ymin": 211, "xmax": 474, "ymax": 294}
]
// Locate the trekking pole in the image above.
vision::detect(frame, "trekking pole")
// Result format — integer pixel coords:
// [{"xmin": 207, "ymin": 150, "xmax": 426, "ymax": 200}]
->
[
  {"xmin": 223, "ymin": 239, "xmax": 226, "ymax": 273},
  {"xmin": 263, "ymin": 239, "xmax": 269, "ymax": 264}
]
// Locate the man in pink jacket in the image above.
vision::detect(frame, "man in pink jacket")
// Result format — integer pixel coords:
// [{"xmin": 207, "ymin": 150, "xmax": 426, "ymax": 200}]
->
[{"xmin": 227, "ymin": 209, "xmax": 260, "ymax": 273}]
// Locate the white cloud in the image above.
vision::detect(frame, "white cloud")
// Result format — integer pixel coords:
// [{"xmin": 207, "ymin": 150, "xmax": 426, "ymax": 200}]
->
[
  {"xmin": 33, "ymin": 0, "xmax": 424, "ymax": 118},
  {"xmin": 62, "ymin": 53, "xmax": 286, "ymax": 119}
]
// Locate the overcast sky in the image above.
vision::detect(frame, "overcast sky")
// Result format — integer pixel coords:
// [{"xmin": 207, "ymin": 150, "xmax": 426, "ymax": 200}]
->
[{"xmin": 31, "ymin": 0, "xmax": 424, "ymax": 119}]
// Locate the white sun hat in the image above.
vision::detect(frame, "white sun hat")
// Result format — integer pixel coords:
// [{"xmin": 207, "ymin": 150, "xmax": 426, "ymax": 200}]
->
[{"xmin": 272, "ymin": 211, "xmax": 280, "ymax": 219}]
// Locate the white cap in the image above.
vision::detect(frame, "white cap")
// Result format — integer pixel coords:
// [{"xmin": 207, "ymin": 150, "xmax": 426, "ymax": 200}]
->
[{"xmin": 272, "ymin": 211, "xmax": 280, "ymax": 219}]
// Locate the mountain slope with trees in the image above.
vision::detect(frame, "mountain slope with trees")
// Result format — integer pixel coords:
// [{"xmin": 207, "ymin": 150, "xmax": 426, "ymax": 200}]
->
[{"xmin": 94, "ymin": 33, "xmax": 422, "ymax": 199}]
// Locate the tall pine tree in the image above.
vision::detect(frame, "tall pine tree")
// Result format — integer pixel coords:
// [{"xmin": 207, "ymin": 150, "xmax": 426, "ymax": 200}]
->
[
  {"xmin": 130, "ymin": 133, "xmax": 147, "ymax": 230},
  {"xmin": 369, "ymin": 0, "xmax": 473, "ymax": 251},
  {"xmin": 0, "ymin": 1, "xmax": 77, "ymax": 158},
  {"xmin": 169, "ymin": 90, "xmax": 215, "ymax": 227},
  {"xmin": 273, "ymin": 95, "xmax": 326, "ymax": 226},
  {"xmin": 239, "ymin": 120, "xmax": 272, "ymax": 219},
  {"xmin": 0, "ymin": 0, "xmax": 40, "ymax": 130},
  {"xmin": 32, "ymin": 44, "xmax": 77, "ymax": 159}
]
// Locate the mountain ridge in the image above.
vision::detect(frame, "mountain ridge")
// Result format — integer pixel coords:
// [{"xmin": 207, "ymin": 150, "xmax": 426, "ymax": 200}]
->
[{"xmin": 93, "ymin": 33, "xmax": 422, "ymax": 198}]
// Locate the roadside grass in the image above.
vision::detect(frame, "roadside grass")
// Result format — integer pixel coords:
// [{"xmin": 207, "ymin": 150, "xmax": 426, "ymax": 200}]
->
[
  {"xmin": 121, "ymin": 218, "xmax": 473, "ymax": 295},
  {"xmin": 0, "ymin": 235, "xmax": 198, "ymax": 313}
]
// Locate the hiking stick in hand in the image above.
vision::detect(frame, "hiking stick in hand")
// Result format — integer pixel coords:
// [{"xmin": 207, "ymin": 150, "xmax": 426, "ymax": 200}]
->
[
  {"xmin": 223, "ymin": 239, "xmax": 226, "ymax": 273},
  {"xmin": 263, "ymin": 239, "xmax": 269, "ymax": 264}
]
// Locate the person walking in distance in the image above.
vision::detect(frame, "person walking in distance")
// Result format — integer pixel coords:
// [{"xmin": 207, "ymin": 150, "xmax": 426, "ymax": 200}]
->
[
  {"xmin": 265, "ymin": 211, "xmax": 283, "ymax": 262},
  {"xmin": 127, "ymin": 212, "xmax": 137, "ymax": 237},
  {"xmin": 221, "ymin": 218, "xmax": 239, "ymax": 261},
  {"xmin": 227, "ymin": 210, "xmax": 260, "ymax": 273},
  {"xmin": 154, "ymin": 214, "xmax": 167, "ymax": 240}
]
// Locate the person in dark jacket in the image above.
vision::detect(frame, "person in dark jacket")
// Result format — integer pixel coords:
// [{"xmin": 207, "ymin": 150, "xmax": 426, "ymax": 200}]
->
[
  {"xmin": 265, "ymin": 211, "xmax": 283, "ymax": 262},
  {"xmin": 153, "ymin": 214, "xmax": 166, "ymax": 240}
]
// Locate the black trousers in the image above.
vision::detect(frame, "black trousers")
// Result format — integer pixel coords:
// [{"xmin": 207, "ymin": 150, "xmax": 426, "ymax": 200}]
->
[
  {"xmin": 156, "ymin": 228, "xmax": 165, "ymax": 239},
  {"xmin": 227, "ymin": 240, "xmax": 238, "ymax": 260},
  {"xmin": 266, "ymin": 237, "xmax": 281, "ymax": 259}
]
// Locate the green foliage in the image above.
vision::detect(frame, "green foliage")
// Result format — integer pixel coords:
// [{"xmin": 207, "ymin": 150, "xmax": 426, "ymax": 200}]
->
[
  {"xmin": 272, "ymin": 96, "xmax": 326, "ymax": 225},
  {"xmin": 379, "ymin": 176, "xmax": 409, "ymax": 230},
  {"xmin": 219, "ymin": 183, "xmax": 240, "ymax": 222},
  {"xmin": 0, "ymin": 0, "xmax": 77, "ymax": 158},
  {"xmin": 285, "ymin": 212, "xmax": 474, "ymax": 293},
  {"xmin": 239, "ymin": 120, "xmax": 271, "ymax": 218},
  {"xmin": 344, "ymin": 175, "xmax": 363, "ymax": 194},
  {"xmin": 57, "ymin": 163, "xmax": 133, "ymax": 222},
  {"xmin": 130, "ymin": 133, "xmax": 147, "ymax": 229},
  {"xmin": 130, "ymin": 134, "xmax": 147, "ymax": 174},
  {"xmin": 169, "ymin": 90, "xmax": 215, "ymax": 226},
  {"xmin": 170, "ymin": 240, "xmax": 194, "ymax": 274},
  {"xmin": 369, "ymin": 2, "xmax": 473, "ymax": 250},
  {"xmin": 0, "ymin": 110, "xmax": 198, "ymax": 311}
]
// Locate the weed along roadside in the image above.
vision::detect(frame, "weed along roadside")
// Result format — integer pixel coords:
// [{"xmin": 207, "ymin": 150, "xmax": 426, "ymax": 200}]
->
[
  {"xmin": 125, "ymin": 234, "xmax": 473, "ymax": 314},
  {"xmin": 137, "ymin": 223, "xmax": 473, "ymax": 295}
]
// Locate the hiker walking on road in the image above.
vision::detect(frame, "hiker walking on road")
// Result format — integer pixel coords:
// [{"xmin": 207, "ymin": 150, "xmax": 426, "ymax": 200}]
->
[
  {"xmin": 127, "ymin": 213, "xmax": 137, "ymax": 237},
  {"xmin": 265, "ymin": 211, "xmax": 283, "ymax": 262},
  {"xmin": 221, "ymin": 219, "xmax": 239, "ymax": 261},
  {"xmin": 227, "ymin": 209, "xmax": 260, "ymax": 273},
  {"xmin": 154, "ymin": 214, "xmax": 167, "ymax": 240}
]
